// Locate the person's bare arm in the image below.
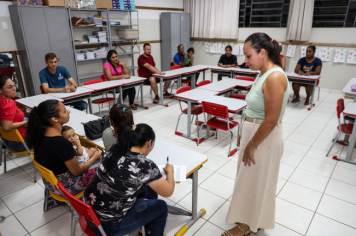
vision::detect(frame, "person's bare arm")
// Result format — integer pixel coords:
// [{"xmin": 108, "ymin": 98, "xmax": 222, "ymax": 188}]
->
[
  {"xmin": 67, "ymin": 78, "xmax": 78, "ymax": 92},
  {"xmin": 295, "ymin": 64, "xmax": 304, "ymax": 75},
  {"xmin": 121, "ymin": 62, "xmax": 131, "ymax": 79},
  {"xmin": 1, "ymin": 120, "xmax": 27, "ymax": 132},
  {"xmin": 64, "ymin": 150, "xmax": 101, "ymax": 176},
  {"xmin": 181, "ymin": 57, "xmax": 187, "ymax": 67},
  {"xmin": 143, "ymin": 63, "xmax": 165, "ymax": 75},
  {"xmin": 243, "ymin": 72, "xmax": 287, "ymax": 166},
  {"xmin": 148, "ymin": 164, "xmax": 175, "ymax": 197},
  {"xmin": 190, "ymin": 57, "xmax": 194, "ymax": 66},
  {"xmin": 281, "ymin": 56, "xmax": 286, "ymax": 71},
  {"xmin": 73, "ymin": 138, "xmax": 83, "ymax": 156},
  {"xmin": 305, "ymin": 66, "xmax": 322, "ymax": 76},
  {"xmin": 42, "ymin": 83, "xmax": 70, "ymax": 93}
]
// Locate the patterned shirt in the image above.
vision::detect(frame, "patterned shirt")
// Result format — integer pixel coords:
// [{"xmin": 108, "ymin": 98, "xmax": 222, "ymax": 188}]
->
[{"xmin": 83, "ymin": 149, "xmax": 162, "ymax": 224}]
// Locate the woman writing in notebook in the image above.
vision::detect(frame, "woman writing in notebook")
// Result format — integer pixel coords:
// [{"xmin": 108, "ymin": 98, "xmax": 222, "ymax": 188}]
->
[{"xmin": 223, "ymin": 33, "xmax": 289, "ymax": 236}]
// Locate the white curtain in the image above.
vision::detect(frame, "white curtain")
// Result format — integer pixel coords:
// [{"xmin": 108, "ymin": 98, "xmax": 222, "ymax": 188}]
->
[
  {"xmin": 184, "ymin": 0, "xmax": 239, "ymax": 39},
  {"xmin": 286, "ymin": 0, "xmax": 315, "ymax": 41}
]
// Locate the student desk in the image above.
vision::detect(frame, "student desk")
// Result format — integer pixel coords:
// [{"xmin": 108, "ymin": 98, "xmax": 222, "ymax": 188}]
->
[
  {"xmin": 114, "ymin": 76, "xmax": 148, "ymax": 109},
  {"xmin": 197, "ymin": 80, "xmax": 237, "ymax": 95},
  {"xmin": 47, "ymin": 87, "xmax": 94, "ymax": 114},
  {"xmin": 220, "ymin": 78, "xmax": 254, "ymax": 90},
  {"xmin": 147, "ymin": 140, "xmax": 208, "ymax": 236},
  {"xmin": 229, "ymin": 67, "xmax": 259, "ymax": 79},
  {"xmin": 174, "ymin": 89, "xmax": 218, "ymax": 141},
  {"xmin": 286, "ymin": 72, "xmax": 321, "ymax": 111},
  {"xmin": 179, "ymin": 65, "xmax": 210, "ymax": 85},
  {"xmin": 209, "ymin": 66, "xmax": 259, "ymax": 82},
  {"xmin": 15, "ymin": 94, "xmax": 63, "ymax": 109},
  {"xmin": 65, "ymin": 113, "xmax": 102, "ymax": 138},
  {"xmin": 332, "ymin": 102, "xmax": 356, "ymax": 165},
  {"xmin": 83, "ymin": 80, "xmax": 122, "ymax": 106},
  {"xmin": 66, "ymin": 106, "xmax": 86, "ymax": 119},
  {"xmin": 342, "ymin": 78, "xmax": 356, "ymax": 101}
]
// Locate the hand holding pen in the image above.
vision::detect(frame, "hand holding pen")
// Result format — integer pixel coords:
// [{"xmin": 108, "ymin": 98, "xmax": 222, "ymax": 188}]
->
[{"xmin": 163, "ymin": 156, "xmax": 174, "ymax": 175}]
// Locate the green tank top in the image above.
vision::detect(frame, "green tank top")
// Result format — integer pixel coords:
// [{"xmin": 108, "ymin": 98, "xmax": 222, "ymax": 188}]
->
[
  {"xmin": 245, "ymin": 67, "xmax": 290, "ymax": 120},
  {"xmin": 185, "ymin": 55, "xmax": 193, "ymax": 65}
]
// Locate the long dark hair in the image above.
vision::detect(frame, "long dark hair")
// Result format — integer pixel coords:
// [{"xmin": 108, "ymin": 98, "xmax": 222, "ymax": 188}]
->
[
  {"xmin": 109, "ymin": 104, "xmax": 134, "ymax": 136},
  {"xmin": 245, "ymin": 33, "xmax": 282, "ymax": 68},
  {"xmin": 27, "ymin": 100, "xmax": 61, "ymax": 149},
  {"xmin": 0, "ymin": 75, "xmax": 11, "ymax": 89},
  {"xmin": 107, "ymin": 50, "xmax": 118, "ymax": 73},
  {"xmin": 101, "ymin": 123, "xmax": 155, "ymax": 172}
]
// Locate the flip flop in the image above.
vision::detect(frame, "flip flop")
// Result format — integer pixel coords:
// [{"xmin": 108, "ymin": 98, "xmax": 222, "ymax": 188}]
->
[{"xmin": 291, "ymin": 99, "xmax": 300, "ymax": 103}]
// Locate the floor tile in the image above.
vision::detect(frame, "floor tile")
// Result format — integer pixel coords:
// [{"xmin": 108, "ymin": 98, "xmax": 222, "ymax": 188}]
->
[
  {"xmin": 193, "ymin": 221, "xmax": 225, "ymax": 236},
  {"xmin": 167, "ymin": 181, "xmax": 192, "ymax": 203},
  {"xmin": 208, "ymin": 201, "xmax": 235, "ymax": 231},
  {"xmin": 300, "ymin": 120, "xmax": 327, "ymax": 130},
  {"xmin": 305, "ymin": 147, "xmax": 338, "ymax": 164},
  {"xmin": 331, "ymin": 165, "xmax": 356, "ymax": 186},
  {"xmin": 336, "ymin": 160, "xmax": 356, "ymax": 171},
  {"xmin": 317, "ymin": 195, "xmax": 356, "ymax": 228},
  {"xmin": 164, "ymin": 215, "xmax": 206, "ymax": 236},
  {"xmin": 0, "ymin": 160, "xmax": 23, "ymax": 181},
  {"xmin": 200, "ymin": 173, "xmax": 235, "ymax": 199},
  {"xmin": 0, "ymin": 199, "xmax": 12, "ymax": 217},
  {"xmin": 306, "ymin": 213, "xmax": 356, "ymax": 236},
  {"xmin": 283, "ymin": 116, "xmax": 305, "ymax": 126},
  {"xmin": 276, "ymin": 178, "xmax": 286, "ymax": 195},
  {"xmin": 325, "ymin": 179, "xmax": 356, "ymax": 205},
  {"xmin": 312, "ymin": 138, "xmax": 343, "ymax": 154},
  {"xmin": 289, "ymin": 168, "xmax": 329, "ymax": 193},
  {"xmin": 201, "ymin": 152, "xmax": 229, "ymax": 172},
  {"xmin": 280, "ymin": 151, "xmax": 304, "ymax": 167},
  {"xmin": 216, "ymin": 161, "xmax": 237, "ymax": 180},
  {"xmin": 256, "ymin": 223, "xmax": 302, "ymax": 236},
  {"xmin": 277, "ymin": 182, "xmax": 323, "ymax": 211},
  {"xmin": 298, "ymin": 157, "xmax": 335, "ymax": 177},
  {"xmin": 286, "ymin": 133, "xmax": 316, "ymax": 146},
  {"xmin": 0, "ymin": 172, "xmax": 34, "ymax": 198},
  {"xmin": 278, "ymin": 163, "xmax": 296, "ymax": 180},
  {"xmin": 284, "ymin": 141, "xmax": 311, "ymax": 156},
  {"xmin": 293, "ymin": 126, "xmax": 322, "ymax": 138},
  {"xmin": 0, "ymin": 215, "xmax": 28, "ymax": 236},
  {"xmin": 281, "ymin": 123, "xmax": 298, "ymax": 132},
  {"xmin": 275, "ymin": 198, "xmax": 314, "ymax": 235},
  {"xmin": 318, "ymin": 130, "xmax": 339, "ymax": 141},
  {"xmin": 12, "ymin": 155, "xmax": 34, "ymax": 171},
  {"xmin": 306, "ymin": 115, "xmax": 331, "ymax": 124}
]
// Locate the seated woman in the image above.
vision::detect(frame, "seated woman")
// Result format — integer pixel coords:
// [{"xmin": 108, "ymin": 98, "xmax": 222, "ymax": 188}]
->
[
  {"xmin": 0, "ymin": 75, "xmax": 28, "ymax": 151},
  {"xmin": 104, "ymin": 50, "xmax": 137, "ymax": 110},
  {"xmin": 27, "ymin": 100, "xmax": 102, "ymax": 210},
  {"xmin": 280, "ymin": 44, "xmax": 286, "ymax": 71},
  {"xmin": 217, "ymin": 45, "xmax": 238, "ymax": 81},
  {"xmin": 84, "ymin": 123, "xmax": 175, "ymax": 236},
  {"xmin": 292, "ymin": 46, "xmax": 322, "ymax": 105},
  {"xmin": 181, "ymin": 47, "xmax": 200, "ymax": 87}
]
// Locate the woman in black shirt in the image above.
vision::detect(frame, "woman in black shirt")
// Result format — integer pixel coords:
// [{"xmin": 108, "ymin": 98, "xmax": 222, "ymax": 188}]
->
[
  {"xmin": 27, "ymin": 100, "xmax": 102, "ymax": 210},
  {"xmin": 217, "ymin": 45, "xmax": 238, "ymax": 81},
  {"xmin": 84, "ymin": 123, "xmax": 175, "ymax": 236}
]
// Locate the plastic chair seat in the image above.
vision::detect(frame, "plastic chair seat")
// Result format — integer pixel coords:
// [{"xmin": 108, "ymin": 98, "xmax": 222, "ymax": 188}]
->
[
  {"xmin": 49, "ymin": 190, "xmax": 84, "ymax": 203},
  {"xmin": 182, "ymin": 106, "xmax": 203, "ymax": 115},
  {"xmin": 207, "ymin": 117, "xmax": 239, "ymax": 131},
  {"xmin": 229, "ymin": 94, "xmax": 246, "ymax": 100},
  {"xmin": 338, "ymin": 124, "xmax": 354, "ymax": 134},
  {"xmin": 91, "ymin": 98, "xmax": 116, "ymax": 105},
  {"xmin": 7, "ymin": 148, "xmax": 31, "ymax": 155},
  {"xmin": 79, "ymin": 216, "xmax": 96, "ymax": 236},
  {"xmin": 182, "ymin": 79, "xmax": 191, "ymax": 84}
]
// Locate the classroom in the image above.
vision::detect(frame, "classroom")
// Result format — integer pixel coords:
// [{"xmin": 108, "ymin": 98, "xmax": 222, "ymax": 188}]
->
[{"xmin": 0, "ymin": 0, "xmax": 356, "ymax": 235}]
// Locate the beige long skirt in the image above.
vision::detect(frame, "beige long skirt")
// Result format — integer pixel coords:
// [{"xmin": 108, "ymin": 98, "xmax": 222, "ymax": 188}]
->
[{"xmin": 226, "ymin": 120, "xmax": 284, "ymax": 232}]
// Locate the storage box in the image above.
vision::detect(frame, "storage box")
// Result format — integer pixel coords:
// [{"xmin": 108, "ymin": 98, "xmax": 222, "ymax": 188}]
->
[
  {"xmin": 116, "ymin": 29, "xmax": 138, "ymax": 39},
  {"xmin": 43, "ymin": 0, "xmax": 64, "ymax": 6},
  {"xmin": 96, "ymin": 0, "xmax": 112, "ymax": 8},
  {"xmin": 13, "ymin": 0, "xmax": 43, "ymax": 5},
  {"xmin": 65, "ymin": 0, "xmax": 78, "ymax": 8}
]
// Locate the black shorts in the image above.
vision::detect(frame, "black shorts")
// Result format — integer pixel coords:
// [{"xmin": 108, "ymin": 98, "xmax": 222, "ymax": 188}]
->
[{"xmin": 144, "ymin": 75, "xmax": 161, "ymax": 85}]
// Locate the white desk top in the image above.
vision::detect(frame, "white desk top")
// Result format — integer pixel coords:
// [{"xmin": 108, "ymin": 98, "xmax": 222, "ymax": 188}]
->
[
  {"xmin": 198, "ymin": 81, "xmax": 236, "ymax": 93},
  {"xmin": 114, "ymin": 76, "xmax": 147, "ymax": 86},
  {"xmin": 153, "ymin": 65, "xmax": 210, "ymax": 78},
  {"xmin": 47, "ymin": 87, "xmax": 94, "ymax": 100},
  {"xmin": 229, "ymin": 67, "xmax": 259, "ymax": 74},
  {"xmin": 83, "ymin": 80, "xmax": 122, "ymax": 92},
  {"xmin": 147, "ymin": 140, "xmax": 208, "ymax": 176},
  {"xmin": 342, "ymin": 78, "xmax": 356, "ymax": 96},
  {"xmin": 344, "ymin": 102, "xmax": 356, "ymax": 117},
  {"xmin": 66, "ymin": 106, "xmax": 86, "ymax": 119},
  {"xmin": 15, "ymin": 95, "xmax": 64, "ymax": 109},
  {"xmin": 285, "ymin": 72, "xmax": 320, "ymax": 80},
  {"xmin": 220, "ymin": 79, "xmax": 254, "ymax": 89},
  {"xmin": 175, "ymin": 89, "xmax": 218, "ymax": 102},
  {"xmin": 189, "ymin": 65, "xmax": 210, "ymax": 71},
  {"xmin": 65, "ymin": 114, "xmax": 102, "ymax": 138},
  {"xmin": 199, "ymin": 96, "xmax": 247, "ymax": 113},
  {"xmin": 208, "ymin": 66, "xmax": 231, "ymax": 72}
]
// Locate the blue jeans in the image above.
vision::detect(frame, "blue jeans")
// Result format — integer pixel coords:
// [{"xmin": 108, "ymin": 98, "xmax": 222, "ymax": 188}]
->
[
  {"xmin": 1, "ymin": 138, "xmax": 27, "ymax": 152},
  {"xmin": 68, "ymin": 101, "xmax": 88, "ymax": 111},
  {"xmin": 90, "ymin": 199, "xmax": 168, "ymax": 236}
]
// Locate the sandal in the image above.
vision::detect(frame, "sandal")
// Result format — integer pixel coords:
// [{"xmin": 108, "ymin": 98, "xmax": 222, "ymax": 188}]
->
[
  {"xmin": 222, "ymin": 224, "xmax": 251, "ymax": 236},
  {"xmin": 291, "ymin": 99, "xmax": 300, "ymax": 103},
  {"xmin": 131, "ymin": 105, "xmax": 137, "ymax": 110}
]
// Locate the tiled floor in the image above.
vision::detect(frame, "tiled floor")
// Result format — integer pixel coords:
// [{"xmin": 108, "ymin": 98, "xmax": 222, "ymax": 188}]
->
[{"xmin": 1, "ymin": 72, "xmax": 356, "ymax": 236}]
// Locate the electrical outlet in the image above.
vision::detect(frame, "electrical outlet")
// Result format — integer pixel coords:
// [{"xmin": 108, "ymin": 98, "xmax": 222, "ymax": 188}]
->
[{"xmin": 2, "ymin": 22, "xmax": 8, "ymax": 30}]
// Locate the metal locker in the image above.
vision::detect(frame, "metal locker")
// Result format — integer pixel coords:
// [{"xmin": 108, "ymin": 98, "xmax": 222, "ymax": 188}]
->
[{"xmin": 180, "ymin": 13, "xmax": 190, "ymax": 51}]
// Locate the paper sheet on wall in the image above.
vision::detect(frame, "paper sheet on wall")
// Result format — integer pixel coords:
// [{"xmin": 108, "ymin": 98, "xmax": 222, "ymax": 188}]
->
[
  {"xmin": 301, "ymin": 46, "xmax": 307, "ymax": 57},
  {"xmin": 210, "ymin": 43, "xmax": 218, "ymax": 53},
  {"xmin": 205, "ymin": 42, "xmax": 211, "ymax": 53},
  {"xmin": 239, "ymin": 44, "xmax": 244, "ymax": 56},
  {"xmin": 217, "ymin": 43, "xmax": 225, "ymax": 54},
  {"xmin": 157, "ymin": 165, "xmax": 187, "ymax": 182},
  {"xmin": 347, "ymin": 50, "xmax": 356, "ymax": 64},
  {"xmin": 315, "ymin": 48, "xmax": 322, "ymax": 58},
  {"xmin": 286, "ymin": 45, "xmax": 296, "ymax": 58},
  {"xmin": 233, "ymin": 43, "xmax": 239, "ymax": 55},
  {"xmin": 321, "ymin": 48, "xmax": 332, "ymax": 62},
  {"xmin": 334, "ymin": 49, "xmax": 346, "ymax": 63}
]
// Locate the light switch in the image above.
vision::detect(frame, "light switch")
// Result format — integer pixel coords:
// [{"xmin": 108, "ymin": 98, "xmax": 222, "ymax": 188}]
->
[{"xmin": 2, "ymin": 22, "xmax": 8, "ymax": 30}]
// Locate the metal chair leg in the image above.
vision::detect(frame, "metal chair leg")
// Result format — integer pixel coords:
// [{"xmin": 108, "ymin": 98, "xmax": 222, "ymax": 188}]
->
[
  {"xmin": 175, "ymin": 113, "xmax": 184, "ymax": 132},
  {"xmin": 33, "ymin": 163, "xmax": 37, "ymax": 183},
  {"xmin": 4, "ymin": 150, "xmax": 6, "ymax": 173},
  {"xmin": 317, "ymin": 86, "xmax": 320, "ymax": 101},
  {"xmin": 98, "ymin": 104, "xmax": 102, "ymax": 117},
  {"xmin": 44, "ymin": 189, "xmax": 49, "ymax": 212},
  {"xmin": 141, "ymin": 226, "xmax": 146, "ymax": 236},
  {"xmin": 326, "ymin": 132, "xmax": 341, "ymax": 156},
  {"xmin": 70, "ymin": 206, "xmax": 76, "ymax": 236}
]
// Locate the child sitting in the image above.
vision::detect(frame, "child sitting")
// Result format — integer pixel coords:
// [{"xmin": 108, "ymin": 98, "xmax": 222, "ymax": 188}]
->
[{"xmin": 61, "ymin": 125, "xmax": 101, "ymax": 164}]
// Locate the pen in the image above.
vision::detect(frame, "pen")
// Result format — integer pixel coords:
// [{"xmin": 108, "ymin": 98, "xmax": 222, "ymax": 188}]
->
[{"xmin": 166, "ymin": 156, "xmax": 169, "ymax": 167}]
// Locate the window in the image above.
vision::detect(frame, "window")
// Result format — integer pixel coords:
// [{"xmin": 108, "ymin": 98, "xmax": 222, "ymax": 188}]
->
[
  {"xmin": 313, "ymin": 0, "xmax": 356, "ymax": 27},
  {"xmin": 239, "ymin": 0, "xmax": 290, "ymax": 27}
]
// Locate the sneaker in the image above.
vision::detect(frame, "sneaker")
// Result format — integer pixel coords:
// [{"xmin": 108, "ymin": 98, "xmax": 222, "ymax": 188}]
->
[
  {"xmin": 163, "ymin": 92, "xmax": 175, "ymax": 98},
  {"xmin": 153, "ymin": 95, "xmax": 159, "ymax": 104}
]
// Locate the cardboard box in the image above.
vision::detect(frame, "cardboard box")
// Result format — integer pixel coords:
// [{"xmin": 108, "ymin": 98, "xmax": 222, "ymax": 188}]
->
[
  {"xmin": 43, "ymin": 0, "xmax": 64, "ymax": 6},
  {"xmin": 13, "ymin": 0, "xmax": 43, "ymax": 5},
  {"xmin": 96, "ymin": 0, "xmax": 112, "ymax": 8}
]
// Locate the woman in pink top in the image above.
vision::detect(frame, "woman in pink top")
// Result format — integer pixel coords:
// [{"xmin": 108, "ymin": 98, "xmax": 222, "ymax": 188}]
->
[{"xmin": 104, "ymin": 50, "xmax": 137, "ymax": 110}]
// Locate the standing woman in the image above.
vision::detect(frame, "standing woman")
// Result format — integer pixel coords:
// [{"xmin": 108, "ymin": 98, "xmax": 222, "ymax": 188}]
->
[
  {"xmin": 279, "ymin": 44, "xmax": 286, "ymax": 71},
  {"xmin": 217, "ymin": 45, "xmax": 238, "ymax": 81},
  {"xmin": 291, "ymin": 46, "xmax": 322, "ymax": 105},
  {"xmin": 224, "ymin": 33, "xmax": 289, "ymax": 236},
  {"xmin": 104, "ymin": 50, "xmax": 137, "ymax": 110}
]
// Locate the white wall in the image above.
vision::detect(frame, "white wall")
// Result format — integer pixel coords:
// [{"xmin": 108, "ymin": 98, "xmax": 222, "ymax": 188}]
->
[
  {"xmin": 0, "ymin": 2, "xmax": 17, "ymax": 51},
  {"xmin": 192, "ymin": 27, "xmax": 356, "ymax": 90}
]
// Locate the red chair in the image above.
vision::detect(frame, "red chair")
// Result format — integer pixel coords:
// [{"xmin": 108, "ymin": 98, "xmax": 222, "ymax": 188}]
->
[
  {"xmin": 100, "ymin": 74, "xmax": 105, "ymax": 81},
  {"xmin": 170, "ymin": 65, "xmax": 191, "ymax": 93},
  {"xmin": 229, "ymin": 76, "xmax": 255, "ymax": 100},
  {"xmin": 327, "ymin": 99, "xmax": 354, "ymax": 157},
  {"xmin": 200, "ymin": 101, "xmax": 239, "ymax": 157},
  {"xmin": 84, "ymin": 79, "xmax": 115, "ymax": 116},
  {"xmin": 40, "ymin": 85, "xmax": 44, "ymax": 94},
  {"xmin": 136, "ymin": 69, "xmax": 153, "ymax": 100},
  {"xmin": 170, "ymin": 62, "xmax": 174, "ymax": 68},
  {"xmin": 197, "ymin": 80, "xmax": 211, "ymax": 87},
  {"xmin": 175, "ymin": 86, "xmax": 204, "ymax": 141}
]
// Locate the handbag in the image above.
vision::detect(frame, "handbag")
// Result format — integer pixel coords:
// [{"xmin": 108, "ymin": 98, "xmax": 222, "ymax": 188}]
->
[{"xmin": 82, "ymin": 115, "xmax": 110, "ymax": 140}]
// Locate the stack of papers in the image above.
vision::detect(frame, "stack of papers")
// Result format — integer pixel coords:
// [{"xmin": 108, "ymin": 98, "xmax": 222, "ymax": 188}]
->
[
  {"xmin": 86, "ymin": 50, "xmax": 95, "ymax": 59},
  {"xmin": 97, "ymin": 35, "xmax": 107, "ymax": 42},
  {"xmin": 157, "ymin": 165, "xmax": 187, "ymax": 182},
  {"xmin": 94, "ymin": 47, "xmax": 108, "ymax": 59},
  {"xmin": 76, "ymin": 53, "xmax": 85, "ymax": 60},
  {"xmin": 88, "ymin": 38, "xmax": 99, "ymax": 43},
  {"xmin": 93, "ymin": 17, "xmax": 103, "ymax": 27}
]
